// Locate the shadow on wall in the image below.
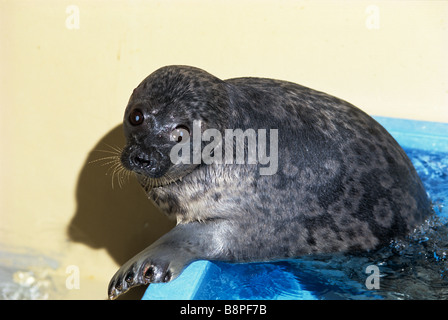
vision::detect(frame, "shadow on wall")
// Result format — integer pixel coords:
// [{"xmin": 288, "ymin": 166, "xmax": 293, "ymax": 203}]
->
[{"xmin": 67, "ymin": 124, "xmax": 175, "ymax": 298}]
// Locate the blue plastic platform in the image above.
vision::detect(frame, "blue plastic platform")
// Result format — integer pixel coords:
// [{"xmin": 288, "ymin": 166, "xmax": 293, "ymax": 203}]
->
[
  {"xmin": 372, "ymin": 116, "xmax": 448, "ymax": 153},
  {"xmin": 142, "ymin": 116, "xmax": 448, "ymax": 300}
]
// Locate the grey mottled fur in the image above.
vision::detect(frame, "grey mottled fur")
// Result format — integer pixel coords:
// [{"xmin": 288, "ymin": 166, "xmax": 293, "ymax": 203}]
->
[{"xmin": 108, "ymin": 65, "xmax": 432, "ymax": 299}]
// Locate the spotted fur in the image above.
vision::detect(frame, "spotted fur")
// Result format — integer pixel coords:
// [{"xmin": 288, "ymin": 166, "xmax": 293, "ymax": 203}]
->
[{"xmin": 108, "ymin": 65, "xmax": 432, "ymax": 299}]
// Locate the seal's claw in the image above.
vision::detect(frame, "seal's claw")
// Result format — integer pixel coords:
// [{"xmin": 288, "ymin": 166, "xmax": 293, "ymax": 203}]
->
[
  {"xmin": 124, "ymin": 270, "xmax": 135, "ymax": 285},
  {"xmin": 107, "ymin": 279, "xmax": 121, "ymax": 300},
  {"xmin": 141, "ymin": 261, "xmax": 170, "ymax": 283}
]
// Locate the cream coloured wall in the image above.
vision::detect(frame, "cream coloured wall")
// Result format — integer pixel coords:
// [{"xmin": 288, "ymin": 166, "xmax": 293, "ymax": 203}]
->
[{"xmin": 0, "ymin": 0, "xmax": 447, "ymax": 299}]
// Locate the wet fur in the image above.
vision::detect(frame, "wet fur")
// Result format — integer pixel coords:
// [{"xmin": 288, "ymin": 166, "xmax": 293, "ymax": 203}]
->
[{"xmin": 108, "ymin": 65, "xmax": 432, "ymax": 299}]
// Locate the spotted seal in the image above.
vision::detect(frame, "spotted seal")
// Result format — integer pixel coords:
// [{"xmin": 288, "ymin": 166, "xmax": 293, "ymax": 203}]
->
[{"xmin": 107, "ymin": 65, "xmax": 432, "ymax": 299}]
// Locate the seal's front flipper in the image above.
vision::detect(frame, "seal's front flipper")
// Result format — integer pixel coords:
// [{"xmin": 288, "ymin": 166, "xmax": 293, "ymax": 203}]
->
[
  {"xmin": 107, "ymin": 249, "xmax": 173, "ymax": 300},
  {"xmin": 107, "ymin": 222, "xmax": 227, "ymax": 300}
]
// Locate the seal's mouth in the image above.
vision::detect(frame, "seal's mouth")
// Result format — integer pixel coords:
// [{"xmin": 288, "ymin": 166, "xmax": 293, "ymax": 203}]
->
[
  {"xmin": 135, "ymin": 164, "xmax": 197, "ymax": 190},
  {"xmin": 91, "ymin": 143, "xmax": 200, "ymax": 191},
  {"xmin": 136, "ymin": 174, "xmax": 176, "ymax": 189}
]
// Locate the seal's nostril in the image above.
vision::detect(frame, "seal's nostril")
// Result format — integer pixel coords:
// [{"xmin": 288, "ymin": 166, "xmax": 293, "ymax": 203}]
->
[
  {"xmin": 130, "ymin": 151, "xmax": 153, "ymax": 169},
  {"xmin": 134, "ymin": 155, "xmax": 152, "ymax": 168}
]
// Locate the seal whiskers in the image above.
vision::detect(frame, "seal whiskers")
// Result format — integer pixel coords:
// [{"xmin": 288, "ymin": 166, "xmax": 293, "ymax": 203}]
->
[{"xmin": 89, "ymin": 144, "xmax": 132, "ymax": 189}]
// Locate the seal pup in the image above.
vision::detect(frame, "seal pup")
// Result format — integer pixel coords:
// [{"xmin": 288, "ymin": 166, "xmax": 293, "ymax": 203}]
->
[{"xmin": 107, "ymin": 65, "xmax": 432, "ymax": 299}]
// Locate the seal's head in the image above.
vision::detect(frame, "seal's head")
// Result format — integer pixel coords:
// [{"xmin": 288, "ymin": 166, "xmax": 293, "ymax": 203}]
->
[{"xmin": 121, "ymin": 65, "xmax": 229, "ymax": 188}]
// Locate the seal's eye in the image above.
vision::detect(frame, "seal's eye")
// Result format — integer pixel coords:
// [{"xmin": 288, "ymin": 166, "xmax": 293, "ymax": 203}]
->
[
  {"xmin": 129, "ymin": 109, "xmax": 144, "ymax": 126},
  {"xmin": 170, "ymin": 125, "xmax": 190, "ymax": 143}
]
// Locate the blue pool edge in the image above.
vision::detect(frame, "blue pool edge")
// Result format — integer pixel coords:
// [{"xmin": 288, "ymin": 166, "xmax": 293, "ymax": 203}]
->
[
  {"xmin": 372, "ymin": 116, "xmax": 448, "ymax": 153},
  {"xmin": 142, "ymin": 116, "xmax": 448, "ymax": 300},
  {"xmin": 142, "ymin": 260, "xmax": 211, "ymax": 300}
]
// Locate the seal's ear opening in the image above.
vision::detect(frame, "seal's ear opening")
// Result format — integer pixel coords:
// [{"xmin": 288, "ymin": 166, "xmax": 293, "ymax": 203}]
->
[{"xmin": 68, "ymin": 124, "xmax": 175, "ymax": 298}]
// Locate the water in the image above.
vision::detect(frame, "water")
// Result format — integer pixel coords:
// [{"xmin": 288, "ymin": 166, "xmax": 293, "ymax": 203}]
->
[
  {"xmin": 195, "ymin": 147, "xmax": 448, "ymax": 300},
  {"xmin": 0, "ymin": 250, "xmax": 59, "ymax": 300}
]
